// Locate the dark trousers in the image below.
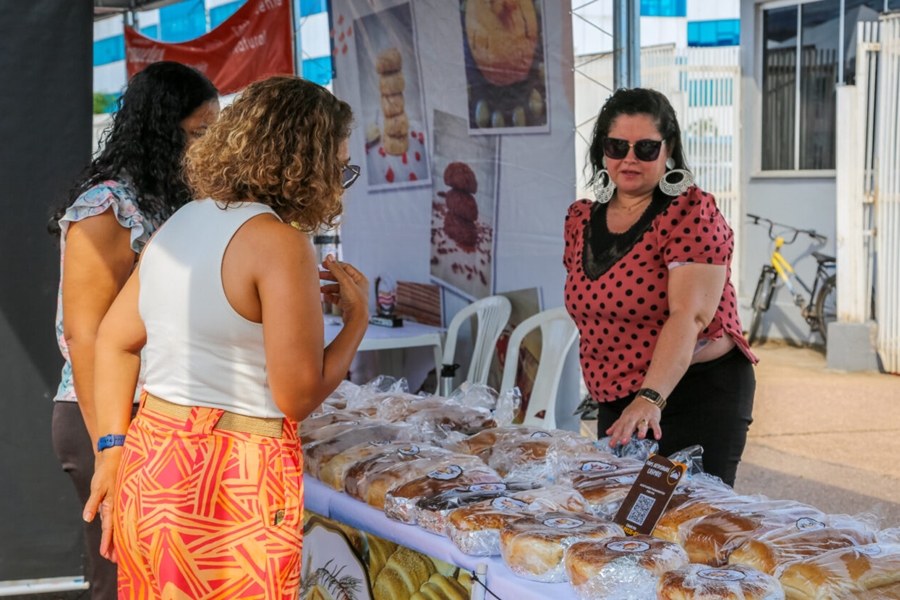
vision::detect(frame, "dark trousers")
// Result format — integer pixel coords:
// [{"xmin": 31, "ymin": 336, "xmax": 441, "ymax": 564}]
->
[
  {"xmin": 595, "ymin": 347, "xmax": 755, "ymax": 487},
  {"xmin": 52, "ymin": 401, "xmax": 128, "ymax": 600}
]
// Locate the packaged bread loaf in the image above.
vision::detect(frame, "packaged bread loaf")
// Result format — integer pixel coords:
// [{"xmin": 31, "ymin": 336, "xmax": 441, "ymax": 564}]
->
[
  {"xmin": 728, "ymin": 514, "xmax": 880, "ymax": 576},
  {"xmin": 487, "ymin": 433, "xmax": 601, "ymax": 480},
  {"xmin": 569, "ymin": 458, "xmax": 645, "ymax": 519},
  {"xmin": 656, "ymin": 563, "xmax": 784, "ymax": 600},
  {"xmin": 499, "ymin": 511, "xmax": 625, "ymax": 582},
  {"xmin": 447, "ymin": 496, "xmax": 532, "ymax": 556},
  {"xmin": 343, "ymin": 444, "xmax": 451, "ymax": 500},
  {"xmin": 299, "ymin": 419, "xmax": 363, "ymax": 444},
  {"xmin": 655, "ymin": 494, "xmax": 763, "ymax": 543},
  {"xmin": 678, "ymin": 500, "xmax": 825, "ymax": 566},
  {"xmin": 362, "ymin": 453, "xmax": 486, "ymax": 511},
  {"xmin": 303, "ymin": 422, "xmax": 411, "ymax": 479},
  {"xmin": 564, "ymin": 535, "xmax": 690, "ymax": 600},
  {"xmin": 384, "ymin": 462, "xmax": 502, "ymax": 524},
  {"xmin": 405, "ymin": 404, "xmax": 497, "ymax": 436},
  {"xmin": 778, "ymin": 543, "xmax": 900, "ymax": 599},
  {"xmin": 415, "ymin": 481, "xmax": 541, "ymax": 535},
  {"xmin": 319, "ymin": 441, "xmax": 414, "ymax": 490},
  {"xmin": 453, "ymin": 426, "xmax": 551, "ymax": 461},
  {"xmin": 299, "ymin": 411, "xmax": 365, "ymax": 440}
]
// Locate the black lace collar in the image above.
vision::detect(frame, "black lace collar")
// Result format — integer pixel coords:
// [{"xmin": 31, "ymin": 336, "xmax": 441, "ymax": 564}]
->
[{"xmin": 582, "ymin": 191, "xmax": 671, "ymax": 281}]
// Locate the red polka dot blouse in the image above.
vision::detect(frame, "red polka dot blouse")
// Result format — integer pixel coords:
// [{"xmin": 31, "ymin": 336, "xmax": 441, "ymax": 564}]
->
[{"xmin": 563, "ymin": 186, "xmax": 757, "ymax": 403}]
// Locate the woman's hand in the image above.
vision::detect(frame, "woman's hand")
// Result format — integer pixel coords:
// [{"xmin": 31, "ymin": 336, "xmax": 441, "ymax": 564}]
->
[
  {"xmin": 84, "ymin": 448, "xmax": 123, "ymax": 563},
  {"xmin": 605, "ymin": 398, "xmax": 662, "ymax": 448},
  {"xmin": 319, "ymin": 255, "xmax": 370, "ymax": 326}
]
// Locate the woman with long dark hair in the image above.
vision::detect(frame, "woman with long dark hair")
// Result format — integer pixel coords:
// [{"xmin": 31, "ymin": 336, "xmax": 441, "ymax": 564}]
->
[{"xmin": 50, "ymin": 61, "xmax": 218, "ymax": 600}]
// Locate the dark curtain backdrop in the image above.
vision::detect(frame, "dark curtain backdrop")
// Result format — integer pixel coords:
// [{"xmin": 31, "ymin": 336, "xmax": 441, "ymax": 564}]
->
[{"xmin": 0, "ymin": 0, "xmax": 93, "ymax": 579}]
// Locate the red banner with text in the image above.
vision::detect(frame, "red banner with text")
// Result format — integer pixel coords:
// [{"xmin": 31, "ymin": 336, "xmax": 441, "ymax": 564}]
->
[{"xmin": 124, "ymin": 0, "xmax": 293, "ymax": 95}]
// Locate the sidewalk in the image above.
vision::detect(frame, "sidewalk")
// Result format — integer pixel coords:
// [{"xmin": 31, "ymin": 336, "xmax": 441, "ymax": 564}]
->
[{"xmin": 735, "ymin": 342, "xmax": 900, "ymax": 525}]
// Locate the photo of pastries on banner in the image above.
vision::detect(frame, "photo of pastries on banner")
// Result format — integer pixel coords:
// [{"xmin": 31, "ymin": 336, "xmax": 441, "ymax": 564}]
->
[
  {"xmin": 354, "ymin": 3, "xmax": 430, "ymax": 189},
  {"xmin": 300, "ymin": 375, "xmax": 900, "ymax": 600},
  {"xmin": 430, "ymin": 110, "xmax": 498, "ymax": 299},
  {"xmin": 461, "ymin": 0, "xmax": 548, "ymax": 133}
]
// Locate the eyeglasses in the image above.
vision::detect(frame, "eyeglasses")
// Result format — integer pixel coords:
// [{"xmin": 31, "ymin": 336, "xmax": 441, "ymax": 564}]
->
[
  {"xmin": 602, "ymin": 137, "xmax": 665, "ymax": 162},
  {"xmin": 342, "ymin": 164, "xmax": 361, "ymax": 189}
]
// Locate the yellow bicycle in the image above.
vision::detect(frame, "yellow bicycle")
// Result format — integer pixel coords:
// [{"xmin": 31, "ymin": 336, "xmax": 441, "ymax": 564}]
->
[{"xmin": 746, "ymin": 214, "xmax": 836, "ymax": 346}]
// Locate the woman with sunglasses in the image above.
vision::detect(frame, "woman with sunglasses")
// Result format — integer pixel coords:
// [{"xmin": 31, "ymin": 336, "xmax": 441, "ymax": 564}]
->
[
  {"xmin": 83, "ymin": 76, "xmax": 368, "ymax": 598},
  {"xmin": 564, "ymin": 88, "xmax": 756, "ymax": 487}
]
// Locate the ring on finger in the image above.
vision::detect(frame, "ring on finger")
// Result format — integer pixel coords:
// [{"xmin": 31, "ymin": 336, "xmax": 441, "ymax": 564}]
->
[{"xmin": 638, "ymin": 419, "xmax": 648, "ymax": 426}]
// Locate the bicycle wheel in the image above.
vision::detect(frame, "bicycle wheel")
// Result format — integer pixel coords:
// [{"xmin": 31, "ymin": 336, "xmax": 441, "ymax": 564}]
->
[
  {"xmin": 814, "ymin": 275, "xmax": 837, "ymax": 344},
  {"xmin": 748, "ymin": 266, "xmax": 777, "ymax": 346}
]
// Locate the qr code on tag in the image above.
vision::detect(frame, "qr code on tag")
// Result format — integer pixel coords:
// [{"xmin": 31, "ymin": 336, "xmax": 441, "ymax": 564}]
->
[{"xmin": 627, "ymin": 493, "xmax": 656, "ymax": 526}]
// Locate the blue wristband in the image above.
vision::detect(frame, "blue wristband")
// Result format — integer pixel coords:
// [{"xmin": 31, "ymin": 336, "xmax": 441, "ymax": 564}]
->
[{"xmin": 97, "ymin": 434, "xmax": 126, "ymax": 452}]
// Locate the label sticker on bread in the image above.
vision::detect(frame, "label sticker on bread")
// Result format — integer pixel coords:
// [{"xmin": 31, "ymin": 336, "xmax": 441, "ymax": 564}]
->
[
  {"xmin": 543, "ymin": 517, "xmax": 584, "ymax": 529},
  {"xmin": 468, "ymin": 483, "xmax": 506, "ymax": 492},
  {"xmin": 531, "ymin": 431, "xmax": 551, "ymax": 438},
  {"xmin": 796, "ymin": 517, "xmax": 826, "ymax": 531},
  {"xmin": 607, "ymin": 540, "xmax": 651, "ymax": 553},
  {"xmin": 581, "ymin": 461, "xmax": 617, "ymax": 472},
  {"xmin": 428, "ymin": 465, "xmax": 463, "ymax": 480},
  {"xmin": 398, "ymin": 445, "xmax": 420, "ymax": 456},
  {"xmin": 492, "ymin": 497, "xmax": 529, "ymax": 511},
  {"xmin": 369, "ymin": 440, "xmax": 392, "ymax": 447},
  {"xmin": 614, "ymin": 454, "xmax": 686, "ymax": 536},
  {"xmin": 697, "ymin": 569, "xmax": 746, "ymax": 582}
]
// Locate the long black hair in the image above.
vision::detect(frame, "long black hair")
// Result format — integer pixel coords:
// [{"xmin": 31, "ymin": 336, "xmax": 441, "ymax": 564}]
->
[
  {"xmin": 587, "ymin": 88, "xmax": 689, "ymax": 189},
  {"xmin": 49, "ymin": 61, "xmax": 218, "ymax": 235}
]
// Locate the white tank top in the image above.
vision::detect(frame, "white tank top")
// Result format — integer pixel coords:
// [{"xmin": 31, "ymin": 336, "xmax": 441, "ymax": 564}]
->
[{"xmin": 139, "ymin": 200, "xmax": 283, "ymax": 418}]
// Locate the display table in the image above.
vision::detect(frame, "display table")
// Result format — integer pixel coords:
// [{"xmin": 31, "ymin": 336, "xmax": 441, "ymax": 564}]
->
[
  {"xmin": 324, "ymin": 316, "xmax": 444, "ymax": 378},
  {"xmin": 304, "ymin": 475, "xmax": 579, "ymax": 600}
]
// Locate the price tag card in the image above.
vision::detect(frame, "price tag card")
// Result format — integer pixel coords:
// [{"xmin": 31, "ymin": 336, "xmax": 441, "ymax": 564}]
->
[{"xmin": 613, "ymin": 454, "xmax": 685, "ymax": 536}]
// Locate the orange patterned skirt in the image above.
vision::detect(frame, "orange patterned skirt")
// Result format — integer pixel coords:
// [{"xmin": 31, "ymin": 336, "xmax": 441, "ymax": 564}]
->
[{"xmin": 114, "ymin": 394, "xmax": 303, "ymax": 599}]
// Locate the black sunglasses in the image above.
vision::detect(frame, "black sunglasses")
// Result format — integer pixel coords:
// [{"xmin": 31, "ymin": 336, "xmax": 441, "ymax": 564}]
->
[
  {"xmin": 602, "ymin": 137, "xmax": 665, "ymax": 162},
  {"xmin": 342, "ymin": 164, "xmax": 361, "ymax": 189}
]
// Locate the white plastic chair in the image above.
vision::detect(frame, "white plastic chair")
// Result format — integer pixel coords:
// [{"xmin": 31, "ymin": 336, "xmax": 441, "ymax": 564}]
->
[
  {"xmin": 439, "ymin": 296, "xmax": 512, "ymax": 396},
  {"xmin": 499, "ymin": 306, "xmax": 578, "ymax": 430}
]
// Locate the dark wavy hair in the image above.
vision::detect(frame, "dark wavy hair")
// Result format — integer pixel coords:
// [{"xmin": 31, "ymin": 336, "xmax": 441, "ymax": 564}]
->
[
  {"xmin": 587, "ymin": 88, "xmax": 689, "ymax": 189},
  {"xmin": 184, "ymin": 76, "xmax": 353, "ymax": 233},
  {"xmin": 49, "ymin": 61, "xmax": 218, "ymax": 235}
]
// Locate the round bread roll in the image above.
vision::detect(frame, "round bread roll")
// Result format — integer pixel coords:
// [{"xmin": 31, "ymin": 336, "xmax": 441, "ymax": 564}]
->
[
  {"xmin": 499, "ymin": 511, "xmax": 625, "ymax": 582},
  {"xmin": 376, "ymin": 47, "xmax": 402, "ymax": 74},
  {"xmin": 381, "ymin": 93, "xmax": 406, "ymax": 117},
  {"xmin": 379, "ymin": 72, "xmax": 406, "ymax": 95},
  {"xmin": 443, "ymin": 161, "xmax": 478, "ymax": 194},
  {"xmin": 564, "ymin": 535, "xmax": 690, "ymax": 586},
  {"xmin": 656, "ymin": 563, "xmax": 783, "ymax": 600},
  {"xmin": 384, "ymin": 133, "xmax": 409, "ymax": 157},
  {"xmin": 728, "ymin": 519, "xmax": 878, "ymax": 576},
  {"xmin": 446, "ymin": 189, "xmax": 479, "ymax": 222},
  {"xmin": 465, "ymin": 0, "xmax": 538, "ymax": 87},
  {"xmin": 384, "ymin": 113, "xmax": 410, "ymax": 138}
]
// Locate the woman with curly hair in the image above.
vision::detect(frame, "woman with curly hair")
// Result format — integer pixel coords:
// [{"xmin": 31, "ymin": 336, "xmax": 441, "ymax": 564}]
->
[
  {"xmin": 84, "ymin": 76, "xmax": 368, "ymax": 598},
  {"xmin": 51, "ymin": 61, "xmax": 218, "ymax": 600}
]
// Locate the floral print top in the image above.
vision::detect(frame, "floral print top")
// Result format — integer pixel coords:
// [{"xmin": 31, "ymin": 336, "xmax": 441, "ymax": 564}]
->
[{"xmin": 54, "ymin": 179, "xmax": 158, "ymax": 402}]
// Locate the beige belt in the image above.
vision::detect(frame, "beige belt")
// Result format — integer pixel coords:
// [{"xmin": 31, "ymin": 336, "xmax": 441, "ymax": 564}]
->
[{"xmin": 144, "ymin": 393, "xmax": 284, "ymax": 438}]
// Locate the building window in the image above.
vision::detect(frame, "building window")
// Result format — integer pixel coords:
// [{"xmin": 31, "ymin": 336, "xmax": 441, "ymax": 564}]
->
[
  {"xmin": 640, "ymin": 0, "xmax": 686, "ymax": 18},
  {"xmin": 159, "ymin": 0, "xmax": 206, "ymax": 43},
  {"xmin": 210, "ymin": 1, "xmax": 245, "ymax": 29},
  {"xmin": 688, "ymin": 19, "xmax": 740, "ymax": 47}
]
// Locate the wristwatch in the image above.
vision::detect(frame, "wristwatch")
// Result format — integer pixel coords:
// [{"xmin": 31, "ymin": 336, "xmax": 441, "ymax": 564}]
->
[
  {"xmin": 97, "ymin": 434, "xmax": 126, "ymax": 452},
  {"xmin": 637, "ymin": 388, "xmax": 666, "ymax": 411}
]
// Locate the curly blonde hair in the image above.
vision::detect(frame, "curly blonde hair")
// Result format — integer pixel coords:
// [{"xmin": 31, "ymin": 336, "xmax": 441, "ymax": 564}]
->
[{"xmin": 184, "ymin": 76, "xmax": 353, "ymax": 232}]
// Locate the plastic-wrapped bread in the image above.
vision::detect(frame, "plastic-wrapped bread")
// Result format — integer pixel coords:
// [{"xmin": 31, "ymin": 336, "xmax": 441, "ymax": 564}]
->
[
  {"xmin": 453, "ymin": 426, "xmax": 551, "ymax": 461},
  {"xmin": 778, "ymin": 543, "xmax": 900, "ymax": 599},
  {"xmin": 487, "ymin": 433, "xmax": 603, "ymax": 480},
  {"xmin": 303, "ymin": 422, "xmax": 411, "ymax": 479},
  {"xmin": 447, "ymin": 496, "xmax": 532, "ymax": 556},
  {"xmin": 569, "ymin": 458, "xmax": 645, "ymax": 519},
  {"xmin": 299, "ymin": 419, "xmax": 363, "ymax": 444},
  {"xmin": 656, "ymin": 563, "xmax": 784, "ymax": 600},
  {"xmin": 415, "ymin": 481, "xmax": 542, "ymax": 535},
  {"xmin": 299, "ymin": 411, "xmax": 365, "ymax": 440},
  {"xmin": 405, "ymin": 404, "xmax": 497, "ymax": 436},
  {"xmin": 678, "ymin": 501, "xmax": 825, "ymax": 566},
  {"xmin": 384, "ymin": 462, "xmax": 502, "ymax": 524},
  {"xmin": 564, "ymin": 536, "xmax": 690, "ymax": 599},
  {"xmin": 728, "ymin": 514, "xmax": 880, "ymax": 576},
  {"xmin": 499, "ymin": 511, "xmax": 625, "ymax": 582},
  {"xmin": 319, "ymin": 441, "xmax": 413, "ymax": 490},
  {"xmin": 850, "ymin": 580, "xmax": 900, "ymax": 599},
  {"xmin": 343, "ymin": 444, "xmax": 451, "ymax": 500},
  {"xmin": 655, "ymin": 493, "xmax": 763, "ymax": 543},
  {"xmin": 362, "ymin": 454, "xmax": 486, "ymax": 511}
]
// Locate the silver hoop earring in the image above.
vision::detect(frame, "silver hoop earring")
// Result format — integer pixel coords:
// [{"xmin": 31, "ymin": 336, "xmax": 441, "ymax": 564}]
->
[
  {"xmin": 593, "ymin": 170, "xmax": 615, "ymax": 204},
  {"xmin": 659, "ymin": 169, "xmax": 694, "ymax": 196},
  {"xmin": 665, "ymin": 157, "xmax": 675, "ymax": 170}
]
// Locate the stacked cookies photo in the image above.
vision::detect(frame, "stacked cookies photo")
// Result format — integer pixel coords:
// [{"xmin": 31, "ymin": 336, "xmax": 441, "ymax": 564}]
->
[
  {"xmin": 376, "ymin": 48, "xmax": 409, "ymax": 156},
  {"xmin": 442, "ymin": 162, "xmax": 479, "ymax": 251}
]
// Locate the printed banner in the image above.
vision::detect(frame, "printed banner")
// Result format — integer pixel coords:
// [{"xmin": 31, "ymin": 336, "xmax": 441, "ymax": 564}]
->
[
  {"xmin": 124, "ymin": 0, "xmax": 293, "ymax": 95},
  {"xmin": 300, "ymin": 511, "xmax": 472, "ymax": 600}
]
